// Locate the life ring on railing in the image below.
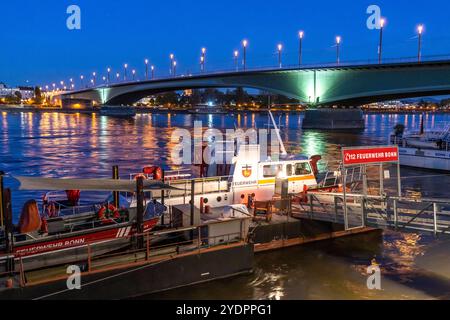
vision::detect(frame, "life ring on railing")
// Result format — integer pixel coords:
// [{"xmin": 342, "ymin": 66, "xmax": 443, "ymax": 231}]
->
[
  {"xmin": 40, "ymin": 217, "xmax": 48, "ymax": 234},
  {"xmin": 299, "ymin": 185, "xmax": 309, "ymax": 204},
  {"xmin": 98, "ymin": 204, "xmax": 119, "ymax": 221}
]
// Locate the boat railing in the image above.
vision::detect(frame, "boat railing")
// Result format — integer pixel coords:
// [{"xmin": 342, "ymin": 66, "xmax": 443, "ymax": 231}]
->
[
  {"xmin": 6, "ymin": 226, "xmax": 247, "ymax": 288},
  {"xmin": 128, "ymin": 169, "xmax": 192, "ymax": 182},
  {"xmin": 161, "ymin": 175, "xmax": 232, "ymax": 200}
]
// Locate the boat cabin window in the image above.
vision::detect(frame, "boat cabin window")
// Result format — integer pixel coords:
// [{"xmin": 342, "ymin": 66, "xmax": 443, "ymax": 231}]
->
[
  {"xmin": 287, "ymin": 163, "xmax": 312, "ymax": 176},
  {"xmin": 263, "ymin": 165, "xmax": 283, "ymax": 178}
]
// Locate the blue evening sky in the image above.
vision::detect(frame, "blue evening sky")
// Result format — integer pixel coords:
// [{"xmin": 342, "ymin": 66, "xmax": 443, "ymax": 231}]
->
[{"xmin": 1, "ymin": 0, "xmax": 450, "ymax": 87}]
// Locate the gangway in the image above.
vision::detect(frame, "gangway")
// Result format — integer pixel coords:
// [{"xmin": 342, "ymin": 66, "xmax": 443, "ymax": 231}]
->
[{"xmin": 291, "ymin": 192, "xmax": 450, "ymax": 236}]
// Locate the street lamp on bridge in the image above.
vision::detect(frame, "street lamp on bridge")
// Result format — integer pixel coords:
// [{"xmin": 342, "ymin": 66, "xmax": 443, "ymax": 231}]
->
[
  {"xmin": 124, "ymin": 64, "xmax": 128, "ymax": 81},
  {"xmin": 145, "ymin": 59, "xmax": 149, "ymax": 80},
  {"xmin": 132, "ymin": 69, "xmax": 136, "ymax": 81},
  {"xmin": 80, "ymin": 75, "xmax": 84, "ymax": 88},
  {"xmin": 173, "ymin": 61, "xmax": 177, "ymax": 76},
  {"xmin": 336, "ymin": 36, "xmax": 342, "ymax": 65},
  {"xmin": 234, "ymin": 50, "xmax": 239, "ymax": 71},
  {"xmin": 242, "ymin": 40, "xmax": 248, "ymax": 71},
  {"xmin": 200, "ymin": 56, "xmax": 205, "ymax": 73},
  {"xmin": 92, "ymin": 72, "xmax": 97, "ymax": 86},
  {"xmin": 170, "ymin": 54, "xmax": 175, "ymax": 75},
  {"xmin": 378, "ymin": 18, "xmax": 385, "ymax": 64},
  {"xmin": 107, "ymin": 68, "xmax": 111, "ymax": 84},
  {"xmin": 116, "ymin": 72, "xmax": 120, "ymax": 83},
  {"xmin": 277, "ymin": 44, "xmax": 283, "ymax": 68},
  {"xmin": 417, "ymin": 24, "xmax": 424, "ymax": 62},
  {"xmin": 151, "ymin": 65, "xmax": 155, "ymax": 79},
  {"xmin": 299, "ymin": 31, "xmax": 304, "ymax": 66}
]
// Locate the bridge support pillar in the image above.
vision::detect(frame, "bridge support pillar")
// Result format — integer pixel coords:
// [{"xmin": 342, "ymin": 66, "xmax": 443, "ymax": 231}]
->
[{"xmin": 302, "ymin": 108, "xmax": 365, "ymax": 130}]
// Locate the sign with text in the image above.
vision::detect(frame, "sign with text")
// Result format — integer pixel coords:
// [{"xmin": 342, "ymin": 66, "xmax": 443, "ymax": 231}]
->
[{"xmin": 342, "ymin": 146, "xmax": 399, "ymax": 167}]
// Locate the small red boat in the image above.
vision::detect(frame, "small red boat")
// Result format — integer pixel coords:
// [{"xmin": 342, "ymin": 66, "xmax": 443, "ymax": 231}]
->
[{"xmin": 1, "ymin": 176, "xmax": 173, "ymax": 272}]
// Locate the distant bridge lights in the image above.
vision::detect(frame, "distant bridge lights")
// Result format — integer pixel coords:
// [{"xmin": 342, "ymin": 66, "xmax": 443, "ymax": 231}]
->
[
  {"xmin": 132, "ymin": 69, "xmax": 136, "ymax": 81},
  {"xmin": 299, "ymin": 31, "xmax": 304, "ymax": 66},
  {"xmin": 92, "ymin": 72, "xmax": 97, "ymax": 86},
  {"xmin": 379, "ymin": 18, "xmax": 385, "ymax": 64},
  {"xmin": 242, "ymin": 40, "xmax": 248, "ymax": 71},
  {"xmin": 173, "ymin": 61, "xmax": 177, "ymax": 76},
  {"xmin": 336, "ymin": 36, "xmax": 342, "ymax": 65},
  {"xmin": 418, "ymin": 24, "xmax": 424, "ymax": 62},
  {"xmin": 80, "ymin": 75, "xmax": 84, "ymax": 88},
  {"xmin": 277, "ymin": 44, "xmax": 283, "ymax": 68},
  {"xmin": 151, "ymin": 65, "xmax": 155, "ymax": 79},
  {"xmin": 116, "ymin": 72, "xmax": 120, "ymax": 83}
]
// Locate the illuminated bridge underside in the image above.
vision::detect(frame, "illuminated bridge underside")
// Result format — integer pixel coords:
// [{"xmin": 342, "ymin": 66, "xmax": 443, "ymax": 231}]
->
[{"xmin": 62, "ymin": 60, "xmax": 450, "ymax": 106}]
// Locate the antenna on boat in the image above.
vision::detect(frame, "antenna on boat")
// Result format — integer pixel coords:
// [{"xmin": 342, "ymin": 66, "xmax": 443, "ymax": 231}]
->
[{"xmin": 268, "ymin": 109, "xmax": 288, "ymax": 157}]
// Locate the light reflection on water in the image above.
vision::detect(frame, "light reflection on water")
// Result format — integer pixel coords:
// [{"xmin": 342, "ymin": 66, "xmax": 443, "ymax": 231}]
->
[{"xmin": 1, "ymin": 110, "xmax": 450, "ymax": 300}]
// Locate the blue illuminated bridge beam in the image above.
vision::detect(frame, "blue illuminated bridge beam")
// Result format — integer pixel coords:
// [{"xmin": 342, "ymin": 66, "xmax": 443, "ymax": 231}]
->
[{"xmin": 61, "ymin": 60, "xmax": 450, "ymax": 107}]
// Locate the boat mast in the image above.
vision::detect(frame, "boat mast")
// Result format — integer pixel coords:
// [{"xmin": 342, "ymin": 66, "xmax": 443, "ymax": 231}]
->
[{"xmin": 268, "ymin": 109, "xmax": 288, "ymax": 157}]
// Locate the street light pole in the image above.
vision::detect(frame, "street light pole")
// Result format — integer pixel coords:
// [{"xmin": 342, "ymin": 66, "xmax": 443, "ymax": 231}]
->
[
  {"xmin": 92, "ymin": 72, "xmax": 96, "ymax": 86},
  {"xmin": 107, "ymin": 68, "xmax": 111, "ymax": 84},
  {"xmin": 132, "ymin": 69, "xmax": 136, "ymax": 81},
  {"xmin": 80, "ymin": 75, "xmax": 84, "ymax": 88},
  {"xmin": 116, "ymin": 72, "xmax": 120, "ymax": 83},
  {"xmin": 201, "ymin": 48, "xmax": 206, "ymax": 72},
  {"xmin": 336, "ymin": 36, "xmax": 341, "ymax": 65},
  {"xmin": 124, "ymin": 64, "xmax": 128, "ymax": 81},
  {"xmin": 378, "ymin": 19, "xmax": 385, "ymax": 64},
  {"xmin": 418, "ymin": 24, "xmax": 424, "ymax": 62},
  {"xmin": 299, "ymin": 31, "xmax": 304, "ymax": 66},
  {"xmin": 242, "ymin": 40, "xmax": 248, "ymax": 71},
  {"xmin": 277, "ymin": 44, "xmax": 283, "ymax": 68},
  {"xmin": 151, "ymin": 65, "xmax": 155, "ymax": 79},
  {"xmin": 170, "ymin": 54, "xmax": 174, "ymax": 75},
  {"xmin": 173, "ymin": 61, "xmax": 177, "ymax": 76},
  {"xmin": 145, "ymin": 59, "xmax": 149, "ymax": 80}
]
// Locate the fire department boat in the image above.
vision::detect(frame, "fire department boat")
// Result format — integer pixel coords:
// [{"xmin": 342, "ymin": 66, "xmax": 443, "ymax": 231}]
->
[
  {"xmin": 0, "ymin": 177, "xmax": 171, "ymax": 271},
  {"xmin": 130, "ymin": 111, "xmax": 323, "ymax": 211}
]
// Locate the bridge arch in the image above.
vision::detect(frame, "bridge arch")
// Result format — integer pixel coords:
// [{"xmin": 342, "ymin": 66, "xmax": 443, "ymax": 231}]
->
[{"xmin": 62, "ymin": 60, "xmax": 450, "ymax": 107}]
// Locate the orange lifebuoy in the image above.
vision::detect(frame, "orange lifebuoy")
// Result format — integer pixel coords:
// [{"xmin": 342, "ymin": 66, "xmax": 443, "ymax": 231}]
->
[
  {"xmin": 41, "ymin": 217, "xmax": 48, "ymax": 234},
  {"xmin": 302, "ymin": 185, "xmax": 309, "ymax": 203},
  {"xmin": 98, "ymin": 204, "xmax": 119, "ymax": 221}
]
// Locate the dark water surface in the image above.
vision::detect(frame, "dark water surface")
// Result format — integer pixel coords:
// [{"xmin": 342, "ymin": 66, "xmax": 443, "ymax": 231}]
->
[{"xmin": 1, "ymin": 110, "xmax": 449, "ymax": 299}]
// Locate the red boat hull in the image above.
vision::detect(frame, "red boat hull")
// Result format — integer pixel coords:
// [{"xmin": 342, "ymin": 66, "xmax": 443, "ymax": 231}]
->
[{"xmin": 10, "ymin": 218, "xmax": 159, "ymax": 258}]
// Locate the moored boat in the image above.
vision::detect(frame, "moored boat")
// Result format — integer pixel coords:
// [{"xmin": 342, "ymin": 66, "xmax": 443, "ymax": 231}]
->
[
  {"xmin": 389, "ymin": 117, "xmax": 450, "ymax": 171},
  {"xmin": 0, "ymin": 177, "xmax": 171, "ymax": 271}
]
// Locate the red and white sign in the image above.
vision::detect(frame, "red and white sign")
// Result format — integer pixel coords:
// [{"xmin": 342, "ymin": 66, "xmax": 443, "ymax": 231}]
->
[{"xmin": 342, "ymin": 146, "xmax": 399, "ymax": 166}]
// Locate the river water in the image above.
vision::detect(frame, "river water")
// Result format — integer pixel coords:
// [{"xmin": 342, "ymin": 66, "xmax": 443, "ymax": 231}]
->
[{"xmin": 1, "ymin": 110, "xmax": 449, "ymax": 299}]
